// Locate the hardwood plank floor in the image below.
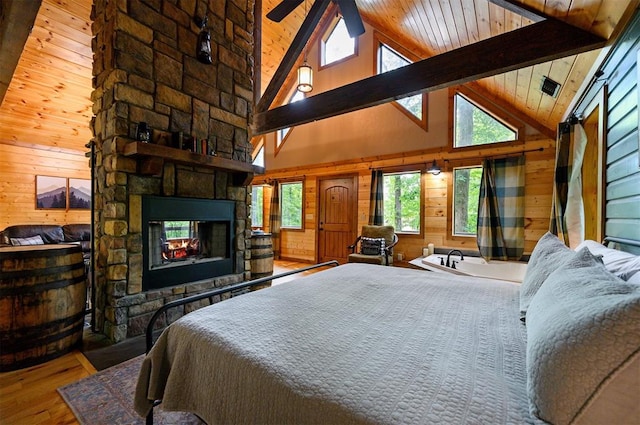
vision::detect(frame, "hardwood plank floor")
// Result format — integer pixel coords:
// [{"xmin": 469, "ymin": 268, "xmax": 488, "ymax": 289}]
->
[{"xmin": 0, "ymin": 260, "xmax": 316, "ymax": 425}]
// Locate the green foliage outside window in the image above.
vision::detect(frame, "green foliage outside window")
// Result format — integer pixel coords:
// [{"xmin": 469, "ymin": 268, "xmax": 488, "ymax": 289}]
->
[
  {"xmin": 281, "ymin": 182, "xmax": 303, "ymax": 229},
  {"xmin": 164, "ymin": 221, "xmax": 191, "ymax": 239},
  {"xmin": 379, "ymin": 44, "xmax": 422, "ymax": 120},
  {"xmin": 453, "ymin": 167, "xmax": 482, "ymax": 236},
  {"xmin": 251, "ymin": 186, "xmax": 264, "ymax": 228},
  {"xmin": 383, "ymin": 172, "xmax": 421, "ymax": 233},
  {"xmin": 454, "ymin": 94, "xmax": 516, "ymax": 147}
]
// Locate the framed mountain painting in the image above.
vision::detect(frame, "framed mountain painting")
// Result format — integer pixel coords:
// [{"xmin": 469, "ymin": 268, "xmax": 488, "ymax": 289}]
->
[
  {"xmin": 36, "ymin": 175, "xmax": 67, "ymax": 209},
  {"xmin": 68, "ymin": 178, "xmax": 91, "ymax": 209}
]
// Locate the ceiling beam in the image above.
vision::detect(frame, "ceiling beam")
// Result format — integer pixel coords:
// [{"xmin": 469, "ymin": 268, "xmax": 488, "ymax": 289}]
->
[
  {"xmin": 256, "ymin": 0, "xmax": 332, "ymax": 113},
  {"xmin": 487, "ymin": 0, "xmax": 546, "ymax": 23},
  {"xmin": 252, "ymin": 18, "xmax": 606, "ymax": 135},
  {"xmin": 0, "ymin": 0, "xmax": 41, "ymax": 104}
]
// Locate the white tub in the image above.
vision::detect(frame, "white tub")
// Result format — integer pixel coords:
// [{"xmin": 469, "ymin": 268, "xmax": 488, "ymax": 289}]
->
[{"xmin": 417, "ymin": 254, "xmax": 527, "ymax": 283}]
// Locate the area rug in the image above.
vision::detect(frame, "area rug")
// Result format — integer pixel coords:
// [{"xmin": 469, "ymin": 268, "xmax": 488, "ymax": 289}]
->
[{"xmin": 58, "ymin": 355, "xmax": 204, "ymax": 424}]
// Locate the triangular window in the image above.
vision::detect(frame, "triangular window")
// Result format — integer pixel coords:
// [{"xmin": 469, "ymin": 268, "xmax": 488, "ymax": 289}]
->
[
  {"xmin": 453, "ymin": 93, "xmax": 517, "ymax": 148},
  {"xmin": 321, "ymin": 16, "xmax": 357, "ymax": 67},
  {"xmin": 276, "ymin": 90, "xmax": 305, "ymax": 148},
  {"xmin": 375, "ymin": 34, "xmax": 427, "ymax": 129}
]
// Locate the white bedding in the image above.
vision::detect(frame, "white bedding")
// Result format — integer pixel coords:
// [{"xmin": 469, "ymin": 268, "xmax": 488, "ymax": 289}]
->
[{"xmin": 135, "ymin": 263, "xmax": 543, "ymax": 424}]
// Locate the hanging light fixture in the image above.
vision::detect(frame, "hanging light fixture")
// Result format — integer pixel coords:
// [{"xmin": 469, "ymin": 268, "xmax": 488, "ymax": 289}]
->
[
  {"xmin": 427, "ymin": 160, "xmax": 441, "ymax": 175},
  {"xmin": 297, "ymin": 60, "xmax": 313, "ymax": 93},
  {"xmin": 297, "ymin": 0, "xmax": 313, "ymax": 93}
]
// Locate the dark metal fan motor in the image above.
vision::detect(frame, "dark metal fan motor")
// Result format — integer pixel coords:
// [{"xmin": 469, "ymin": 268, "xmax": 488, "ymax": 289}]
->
[{"xmin": 267, "ymin": 0, "xmax": 365, "ymax": 38}]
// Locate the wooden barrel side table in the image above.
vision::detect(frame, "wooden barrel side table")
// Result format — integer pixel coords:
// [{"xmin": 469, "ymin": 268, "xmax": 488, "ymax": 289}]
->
[
  {"xmin": 0, "ymin": 244, "xmax": 86, "ymax": 371},
  {"xmin": 250, "ymin": 233, "xmax": 273, "ymax": 290}
]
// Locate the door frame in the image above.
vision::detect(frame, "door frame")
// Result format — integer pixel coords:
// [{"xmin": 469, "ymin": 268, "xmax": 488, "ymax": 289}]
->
[
  {"xmin": 580, "ymin": 84, "xmax": 607, "ymax": 242},
  {"xmin": 316, "ymin": 174, "xmax": 359, "ymax": 263}
]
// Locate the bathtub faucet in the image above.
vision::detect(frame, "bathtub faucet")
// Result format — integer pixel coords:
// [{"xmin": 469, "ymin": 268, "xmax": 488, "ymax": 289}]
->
[{"xmin": 446, "ymin": 249, "xmax": 464, "ymax": 268}]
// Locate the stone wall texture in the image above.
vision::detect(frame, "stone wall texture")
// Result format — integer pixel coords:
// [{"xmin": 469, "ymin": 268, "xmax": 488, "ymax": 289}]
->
[{"xmin": 90, "ymin": 0, "xmax": 255, "ymax": 342}]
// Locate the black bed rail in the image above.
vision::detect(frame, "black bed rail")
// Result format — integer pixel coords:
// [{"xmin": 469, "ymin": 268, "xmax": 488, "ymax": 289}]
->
[
  {"xmin": 144, "ymin": 260, "xmax": 339, "ymax": 354},
  {"xmin": 603, "ymin": 236, "xmax": 640, "ymax": 248}
]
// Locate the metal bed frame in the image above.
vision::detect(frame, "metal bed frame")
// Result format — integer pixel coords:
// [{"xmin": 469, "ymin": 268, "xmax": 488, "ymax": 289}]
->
[
  {"xmin": 143, "ymin": 260, "xmax": 339, "ymax": 425},
  {"xmin": 603, "ymin": 236, "xmax": 640, "ymax": 249}
]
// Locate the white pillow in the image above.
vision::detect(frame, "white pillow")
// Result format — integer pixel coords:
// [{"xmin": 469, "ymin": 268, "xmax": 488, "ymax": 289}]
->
[
  {"xmin": 519, "ymin": 232, "xmax": 574, "ymax": 322},
  {"xmin": 526, "ymin": 247, "xmax": 640, "ymax": 425},
  {"xmin": 10, "ymin": 235, "xmax": 45, "ymax": 246},
  {"xmin": 575, "ymin": 240, "xmax": 640, "ymax": 281}
]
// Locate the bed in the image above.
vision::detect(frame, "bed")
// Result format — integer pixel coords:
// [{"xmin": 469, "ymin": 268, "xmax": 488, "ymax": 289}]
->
[{"xmin": 134, "ymin": 234, "xmax": 640, "ymax": 425}]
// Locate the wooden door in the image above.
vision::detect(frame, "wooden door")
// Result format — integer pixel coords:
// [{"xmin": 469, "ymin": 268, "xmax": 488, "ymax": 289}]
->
[{"xmin": 318, "ymin": 176, "xmax": 358, "ymax": 264}]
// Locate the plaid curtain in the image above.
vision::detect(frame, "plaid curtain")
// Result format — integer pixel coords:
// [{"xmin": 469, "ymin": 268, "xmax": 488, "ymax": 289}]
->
[
  {"xmin": 269, "ymin": 181, "xmax": 281, "ymax": 260},
  {"xmin": 368, "ymin": 170, "xmax": 384, "ymax": 225},
  {"xmin": 477, "ymin": 155, "xmax": 525, "ymax": 260},
  {"xmin": 550, "ymin": 122, "xmax": 587, "ymax": 247}
]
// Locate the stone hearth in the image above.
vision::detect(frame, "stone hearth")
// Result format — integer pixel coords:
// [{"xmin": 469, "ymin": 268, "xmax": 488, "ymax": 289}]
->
[{"xmin": 90, "ymin": 0, "xmax": 255, "ymax": 342}]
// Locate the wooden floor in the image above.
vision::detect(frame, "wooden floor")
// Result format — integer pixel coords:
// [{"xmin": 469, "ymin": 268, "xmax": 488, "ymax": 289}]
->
[{"xmin": 0, "ymin": 259, "xmax": 315, "ymax": 425}]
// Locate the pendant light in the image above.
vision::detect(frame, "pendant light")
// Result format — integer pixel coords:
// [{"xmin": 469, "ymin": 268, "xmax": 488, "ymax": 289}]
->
[
  {"xmin": 297, "ymin": 60, "xmax": 313, "ymax": 93},
  {"xmin": 297, "ymin": 0, "xmax": 313, "ymax": 93}
]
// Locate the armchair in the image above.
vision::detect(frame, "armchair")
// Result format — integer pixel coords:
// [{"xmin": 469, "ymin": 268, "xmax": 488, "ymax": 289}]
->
[{"xmin": 347, "ymin": 225, "xmax": 398, "ymax": 266}]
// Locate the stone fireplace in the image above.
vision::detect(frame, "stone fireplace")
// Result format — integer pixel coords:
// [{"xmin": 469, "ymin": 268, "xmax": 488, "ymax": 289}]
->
[{"xmin": 90, "ymin": 0, "xmax": 256, "ymax": 342}]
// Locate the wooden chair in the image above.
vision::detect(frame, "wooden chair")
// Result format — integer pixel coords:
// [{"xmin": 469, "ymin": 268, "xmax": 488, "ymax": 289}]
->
[{"xmin": 347, "ymin": 225, "xmax": 398, "ymax": 266}]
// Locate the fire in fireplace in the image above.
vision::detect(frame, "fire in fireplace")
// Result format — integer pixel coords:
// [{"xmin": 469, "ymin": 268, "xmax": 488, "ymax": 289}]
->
[{"xmin": 142, "ymin": 196, "xmax": 235, "ymax": 291}]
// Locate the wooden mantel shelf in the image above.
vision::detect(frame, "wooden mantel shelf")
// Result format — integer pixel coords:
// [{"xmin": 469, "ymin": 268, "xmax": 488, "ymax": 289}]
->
[{"xmin": 124, "ymin": 142, "xmax": 264, "ymax": 185}]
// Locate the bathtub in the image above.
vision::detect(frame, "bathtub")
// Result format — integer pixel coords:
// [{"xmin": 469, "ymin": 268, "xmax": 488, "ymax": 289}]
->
[{"xmin": 418, "ymin": 254, "xmax": 527, "ymax": 283}]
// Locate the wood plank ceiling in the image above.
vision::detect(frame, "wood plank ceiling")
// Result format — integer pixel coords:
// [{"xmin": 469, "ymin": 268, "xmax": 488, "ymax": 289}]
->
[
  {"xmin": 260, "ymin": 0, "xmax": 636, "ymax": 133},
  {"xmin": 0, "ymin": 0, "xmax": 635, "ymax": 154},
  {"xmin": 0, "ymin": 0, "xmax": 93, "ymax": 153}
]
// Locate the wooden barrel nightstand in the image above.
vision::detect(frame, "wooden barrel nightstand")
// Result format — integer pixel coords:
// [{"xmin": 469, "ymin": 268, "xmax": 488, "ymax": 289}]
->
[{"xmin": 0, "ymin": 244, "xmax": 86, "ymax": 371}]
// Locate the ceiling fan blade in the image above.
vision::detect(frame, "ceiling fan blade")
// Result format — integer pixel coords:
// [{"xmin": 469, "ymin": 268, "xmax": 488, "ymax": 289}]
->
[
  {"xmin": 266, "ymin": 0, "xmax": 304, "ymax": 22},
  {"xmin": 336, "ymin": 0, "xmax": 365, "ymax": 37}
]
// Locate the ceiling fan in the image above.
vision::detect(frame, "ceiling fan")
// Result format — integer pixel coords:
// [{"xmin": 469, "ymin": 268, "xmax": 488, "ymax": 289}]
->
[{"xmin": 266, "ymin": 0, "xmax": 365, "ymax": 38}]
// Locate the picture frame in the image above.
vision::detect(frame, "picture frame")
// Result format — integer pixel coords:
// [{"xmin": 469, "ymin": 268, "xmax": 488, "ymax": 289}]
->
[
  {"xmin": 36, "ymin": 176, "xmax": 67, "ymax": 209},
  {"xmin": 68, "ymin": 178, "xmax": 91, "ymax": 209}
]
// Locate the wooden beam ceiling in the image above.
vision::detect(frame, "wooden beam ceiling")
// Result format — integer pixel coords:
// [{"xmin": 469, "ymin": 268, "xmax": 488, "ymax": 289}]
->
[
  {"xmin": 256, "ymin": 0, "xmax": 332, "ymax": 113},
  {"xmin": 0, "ymin": 0, "xmax": 42, "ymax": 104},
  {"xmin": 252, "ymin": 17, "xmax": 606, "ymax": 135}
]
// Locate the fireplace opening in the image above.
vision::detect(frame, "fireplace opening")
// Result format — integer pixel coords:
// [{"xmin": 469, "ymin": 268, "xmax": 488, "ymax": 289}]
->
[
  {"xmin": 142, "ymin": 196, "xmax": 235, "ymax": 291},
  {"xmin": 149, "ymin": 220, "xmax": 229, "ymax": 270}
]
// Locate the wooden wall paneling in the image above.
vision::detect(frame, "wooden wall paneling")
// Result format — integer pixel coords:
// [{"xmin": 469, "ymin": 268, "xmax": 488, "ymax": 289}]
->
[{"xmin": 0, "ymin": 143, "xmax": 90, "ymax": 228}]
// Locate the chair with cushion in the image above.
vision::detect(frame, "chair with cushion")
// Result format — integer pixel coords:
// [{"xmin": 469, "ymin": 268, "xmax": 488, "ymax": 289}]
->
[{"xmin": 347, "ymin": 225, "xmax": 398, "ymax": 266}]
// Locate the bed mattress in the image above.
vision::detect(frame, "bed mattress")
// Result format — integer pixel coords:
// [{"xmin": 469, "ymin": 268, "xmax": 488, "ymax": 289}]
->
[{"xmin": 135, "ymin": 263, "xmax": 543, "ymax": 424}]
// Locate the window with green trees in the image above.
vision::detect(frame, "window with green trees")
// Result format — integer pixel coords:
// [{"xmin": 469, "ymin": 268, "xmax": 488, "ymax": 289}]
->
[
  {"xmin": 378, "ymin": 43, "xmax": 423, "ymax": 121},
  {"xmin": 454, "ymin": 93, "xmax": 516, "ymax": 148},
  {"xmin": 452, "ymin": 166, "xmax": 482, "ymax": 236},
  {"xmin": 251, "ymin": 185, "xmax": 264, "ymax": 228},
  {"xmin": 382, "ymin": 171, "xmax": 421, "ymax": 233},
  {"xmin": 281, "ymin": 181, "xmax": 303, "ymax": 229}
]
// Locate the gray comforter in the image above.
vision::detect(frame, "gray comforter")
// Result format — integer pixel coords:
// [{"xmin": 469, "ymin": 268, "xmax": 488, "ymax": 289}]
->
[{"xmin": 135, "ymin": 263, "xmax": 541, "ymax": 424}]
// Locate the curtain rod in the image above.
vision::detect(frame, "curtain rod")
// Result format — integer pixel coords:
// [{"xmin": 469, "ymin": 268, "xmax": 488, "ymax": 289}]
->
[{"xmin": 367, "ymin": 147, "xmax": 545, "ymax": 171}]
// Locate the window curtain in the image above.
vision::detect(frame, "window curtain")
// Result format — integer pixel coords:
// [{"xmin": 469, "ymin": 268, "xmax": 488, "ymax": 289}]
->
[
  {"xmin": 269, "ymin": 181, "xmax": 281, "ymax": 260},
  {"xmin": 368, "ymin": 170, "xmax": 384, "ymax": 225},
  {"xmin": 550, "ymin": 122, "xmax": 587, "ymax": 247},
  {"xmin": 477, "ymin": 155, "xmax": 526, "ymax": 260}
]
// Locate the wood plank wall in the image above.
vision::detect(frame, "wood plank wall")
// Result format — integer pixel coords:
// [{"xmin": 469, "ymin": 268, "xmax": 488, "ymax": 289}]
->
[
  {"xmin": 0, "ymin": 142, "xmax": 91, "ymax": 228},
  {"xmin": 255, "ymin": 137, "xmax": 555, "ymax": 263},
  {"xmin": 574, "ymin": 10, "xmax": 640, "ymax": 253}
]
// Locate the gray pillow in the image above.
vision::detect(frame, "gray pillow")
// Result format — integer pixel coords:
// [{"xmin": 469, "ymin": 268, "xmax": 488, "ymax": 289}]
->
[
  {"xmin": 519, "ymin": 232, "xmax": 574, "ymax": 322},
  {"xmin": 526, "ymin": 247, "xmax": 640, "ymax": 425}
]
